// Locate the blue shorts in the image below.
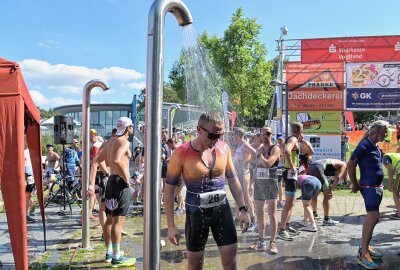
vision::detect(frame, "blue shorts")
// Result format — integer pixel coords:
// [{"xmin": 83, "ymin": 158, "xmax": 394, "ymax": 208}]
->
[
  {"xmin": 301, "ymin": 176, "xmax": 322, "ymax": 201},
  {"xmin": 360, "ymin": 187, "xmax": 383, "ymax": 212}
]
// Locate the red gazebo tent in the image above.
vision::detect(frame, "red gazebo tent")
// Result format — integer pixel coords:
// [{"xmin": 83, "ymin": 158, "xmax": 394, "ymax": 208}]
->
[{"xmin": 0, "ymin": 58, "xmax": 45, "ymax": 269}]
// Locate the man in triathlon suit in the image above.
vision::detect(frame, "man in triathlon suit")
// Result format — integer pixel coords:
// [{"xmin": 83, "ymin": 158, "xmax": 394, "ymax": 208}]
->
[
  {"xmin": 233, "ymin": 128, "xmax": 257, "ymax": 232},
  {"xmin": 382, "ymin": 152, "xmax": 400, "ymax": 219},
  {"xmin": 250, "ymin": 126, "xmax": 280, "ymax": 254},
  {"xmin": 307, "ymin": 158, "xmax": 347, "ymax": 226},
  {"xmin": 165, "ymin": 112, "xmax": 249, "ymax": 270},
  {"xmin": 278, "ymin": 122, "xmax": 303, "ymax": 241},
  {"xmin": 348, "ymin": 120, "xmax": 388, "ymax": 270},
  {"xmin": 88, "ymin": 117, "xmax": 135, "ymax": 267}
]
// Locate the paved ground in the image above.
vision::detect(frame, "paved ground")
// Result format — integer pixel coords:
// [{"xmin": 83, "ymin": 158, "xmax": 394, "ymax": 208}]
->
[{"xmin": 1, "ymin": 191, "xmax": 400, "ymax": 269}]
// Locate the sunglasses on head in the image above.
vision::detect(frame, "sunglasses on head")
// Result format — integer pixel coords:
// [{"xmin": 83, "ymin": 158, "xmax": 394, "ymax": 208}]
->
[{"xmin": 199, "ymin": 125, "xmax": 224, "ymax": 140}]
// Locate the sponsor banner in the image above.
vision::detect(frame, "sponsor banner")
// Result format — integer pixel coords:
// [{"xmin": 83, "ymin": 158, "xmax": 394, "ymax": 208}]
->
[
  {"xmin": 346, "ymin": 88, "xmax": 400, "ymax": 110},
  {"xmin": 286, "ymin": 62, "xmax": 344, "ymax": 111},
  {"xmin": 301, "ymin": 36, "xmax": 400, "ymax": 63},
  {"xmin": 346, "ymin": 62, "xmax": 400, "ymax": 89},
  {"xmin": 304, "ymin": 134, "xmax": 341, "ymax": 160},
  {"xmin": 290, "ymin": 111, "xmax": 341, "ymax": 134}
]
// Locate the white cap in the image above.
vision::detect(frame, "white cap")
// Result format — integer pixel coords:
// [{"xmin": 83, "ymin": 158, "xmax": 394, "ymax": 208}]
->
[{"xmin": 116, "ymin": 117, "xmax": 133, "ymax": 136}]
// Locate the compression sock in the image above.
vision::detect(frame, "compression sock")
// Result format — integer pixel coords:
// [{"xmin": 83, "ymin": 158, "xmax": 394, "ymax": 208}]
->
[
  {"xmin": 106, "ymin": 243, "xmax": 112, "ymax": 255},
  {"xmin": 112, "ymin": 243, "xmax": 121, "ymax": 259}
]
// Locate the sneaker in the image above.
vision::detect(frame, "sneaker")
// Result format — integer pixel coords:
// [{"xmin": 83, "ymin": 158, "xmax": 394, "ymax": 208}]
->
[
  {"xmin": 296, "ymin": 195, "xmax": 302, "ymax": 200},
  {"xmin": 174, "ymin": 208, "xmax": 184, "ymax": 215},
  {"xmin": 26, "ymin": 215, "xmax": 36, "ymax": 223},
  {"xmin": 111, "ymin": 255, "xmax": 136, "ymax": 267},
  {"xmin": 389, "ymin": 213, "xmax": 400, "ymax": 220},
  {"xmin": 302, "ymin": 224, "xmax": 318, "ymax": 232},
  {"xmin": 313, "ymin": 213, "xmax": 322, "ymax": 221},
  {"xmin": 278, "ymin": 230, "xmax": 294, "ymax": 241},
  {"xmin": 121, "ymin": 230, "xmax": 128, "ymax": 236},
  {"xmin": 357, "ymin": 252, "xmax": 379, "ymax": 269},
  {"xmin": 323, "ymin": 218, "xmax": 339, "ymax": 226},
  {"xmin": 299, "ymin": 220, "xmax": 309, "ymax": 227},
  {"xmin": 249, "ymin": 239, "xmax": 267, "ymax": 250},
  {"xmin": 247, "ymin": 222, "xmax": 258, "ymax": 233},
  {"xmin": 286, "ymin": 226, "xmax": 300, "ymax": 235},
  {"xmin": 267, "ymin": 241, "xmax": 278, "ymax": 255},
  {"xmin": 105, "ymin": 251, "xmax": 124, "ymax": 263},
  {"xmin": 368, "ymin": 246, "xmax": 383, "ymax": 260},
  {"xmin": 277, "ymin": 201, "xmax": 285, "ymax": 209}
]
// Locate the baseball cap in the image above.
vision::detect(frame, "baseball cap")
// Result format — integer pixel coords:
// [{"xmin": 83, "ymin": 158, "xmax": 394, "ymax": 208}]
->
[
  {"xmin": 276, "ymin": 134, "xmax": 284, "ymax": 140},
  {"xmin": 116, "ymin": 117, "xmax": 133, "ymax": 136},
  {"xmin": 90, "ymin": 129, "xmax": 97, "ymax": 135}
]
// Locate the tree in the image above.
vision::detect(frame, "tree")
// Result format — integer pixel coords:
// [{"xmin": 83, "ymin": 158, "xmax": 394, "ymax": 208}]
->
[
  {"xmin": 137, "ymin": 83, "xmax": 182, "ymax": 113},
  {"xmin": 168, "ymin": 8, "xmax": 274, "ymax": 127},
  {"xmin": 38, "ymin": 107, "xmax": 56, "ymax": 119}
]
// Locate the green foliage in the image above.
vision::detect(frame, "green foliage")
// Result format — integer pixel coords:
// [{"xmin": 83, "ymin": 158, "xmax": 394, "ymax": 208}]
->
[
  {"xmin": 38, "ymin": 107, "xmax": 56, "ymax": 119},
  {"xmin": 42, "ymin": 134, "xmax": 64, "ymax": 154},
  {"xmin": 168, "ymin": 7, "xmax": 274, "ymax": 127}
]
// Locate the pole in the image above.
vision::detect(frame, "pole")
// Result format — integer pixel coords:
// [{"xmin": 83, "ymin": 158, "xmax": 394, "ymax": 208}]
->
[
  {"xmin": 81, "ymin": 80, "xmax": 109, "ymax": 249},
  {"xmin": 285, "ymin": 81, "xmax": 289, "ymax": 138}
]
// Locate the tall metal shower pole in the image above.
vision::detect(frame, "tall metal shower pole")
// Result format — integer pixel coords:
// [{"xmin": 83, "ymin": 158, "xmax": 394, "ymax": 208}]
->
[{"xmin": 145, "ymin": 1, "xmax": 192, "ymax": 269}]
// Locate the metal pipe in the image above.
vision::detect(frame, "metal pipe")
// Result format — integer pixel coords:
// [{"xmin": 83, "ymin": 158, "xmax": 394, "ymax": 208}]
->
[
  {"xmin": 285, "ymin": 81, "xmax": 289, "ymax": 138},
  {"xmin": 167, "ymin": 103, "xmax": 181, "ymax": 136},
  {"xmin": 145, "ymin": 1, "xmax": 192, "ymax": 269},
  {"xmin": 81, "ymin": 79, "xmax": 109, "ymax": 249}
]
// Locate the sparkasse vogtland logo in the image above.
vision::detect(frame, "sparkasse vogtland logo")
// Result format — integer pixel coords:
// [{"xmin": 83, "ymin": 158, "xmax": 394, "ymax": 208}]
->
[{"xmin": 352, "ymin": 92, "xmax": 372, "ymax": 100}]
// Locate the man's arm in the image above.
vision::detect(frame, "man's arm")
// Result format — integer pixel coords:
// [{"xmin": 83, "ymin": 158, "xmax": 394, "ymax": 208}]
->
[
  {"xmin": 347, "ymin": 159, "xmax": 359, "ymax": 193},
  {"xmin": 330, "ymin": 160, "xmax": 347, "ymax": 191},
  {"xmin": 244, "ymin": 141, "xmax": 256, "ymax": 158},
  {"xmin": 88, "ymin": 147, "xmax": 107, "ymax": 196},
  {"xmin": 259, "ymin": 145, "xmax": 280, "ymax": 168}
]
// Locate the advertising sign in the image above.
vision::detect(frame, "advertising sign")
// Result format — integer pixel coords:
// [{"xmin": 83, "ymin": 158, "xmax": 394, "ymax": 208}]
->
[
  {"xmin": 286, "ymin": 62, "xmax": 344, "ymax": 111},
  {"xmin": 301, "ymin": 36, "xmax": 400, "ymax": 63},
  {"xmin": 304, "ymin": 135, "xmax": 342, "ymax": 160},
  {"xmin": 346, "ymin": 62, "xmax": 400, "ymax": 110},
  {"xmin": 290, "ymin": 111, "xmax": 341, "ymax": 134}
]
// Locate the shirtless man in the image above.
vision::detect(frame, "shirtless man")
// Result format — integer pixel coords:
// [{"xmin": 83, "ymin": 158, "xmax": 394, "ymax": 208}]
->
[
  {"xmin": 165, "ymin": 112, "xmax": 249, "ymax": 270},
  {"xmin": 88, "ymin": 117, "xmax": 135, "ymax": 267}
]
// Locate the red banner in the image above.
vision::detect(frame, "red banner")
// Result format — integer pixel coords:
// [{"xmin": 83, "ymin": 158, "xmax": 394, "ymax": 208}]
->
[
  {"xmin": 286, "ymin": 62, "xmax": 344, "ymax": 111},
  {"xmin": 301, "ymin": 35, "xmax": 400, "ymax": 63}
]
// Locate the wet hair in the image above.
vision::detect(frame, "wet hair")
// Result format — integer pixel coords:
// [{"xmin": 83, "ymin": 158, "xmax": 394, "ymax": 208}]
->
[
  {"xmin": 166, "ymin": 138, "xmax": 177, "ymax": 145},
  {"xmin": 198, "ymin": 112, "xmax": 224, "ymax": 126},
  {"xmin": 291, "ymin": 122, "xmax": 303, "ymax": 133},
  {"xmin": 234, "ymin": 128, "xmax": 245, "ymax": 138}
]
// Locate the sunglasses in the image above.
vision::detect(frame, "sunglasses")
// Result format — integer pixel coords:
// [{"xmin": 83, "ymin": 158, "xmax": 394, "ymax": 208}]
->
[
  {"xmin": 199, "ymin": 125, "xmax": 224, "ymax": 140},
  {"xmin": 261, "ymin": 131, "xmax": 272, "ymax": 136}
]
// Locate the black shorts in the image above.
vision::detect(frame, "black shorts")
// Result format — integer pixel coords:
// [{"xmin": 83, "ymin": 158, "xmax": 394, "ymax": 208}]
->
[
  {"xmin": 26, "ymin": 184, "xmax": 35, "ymax": 193},
  {"xmin": 185, "ymin": 202, "xmax": 237, "ymax": 252},
  {"xmin": 105, "ymin": 175, "xmax": 131, "ymax": 217},
  {"xmin": 95, "ymin": 171, "xmax": 105, "ymax": 194},
  {"xmin": 397, "ymin": 134, "xmax": 400, "ymax": 140},
  {"xmin": 161, "ymin": 165, "xmax": 168, "ymax": 179},
  {"xmin": 283, "ymin": 169, "xmax": 297, "ymax": 197}
]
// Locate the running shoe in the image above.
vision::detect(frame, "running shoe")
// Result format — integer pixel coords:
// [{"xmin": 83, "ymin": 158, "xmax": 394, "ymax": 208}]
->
[
  {"xmin": 267, "ymin": 241, "xmax": 278, "ymax": 255},
  {"xmin": 357, "ymin": 252, "xmax": 379, "ymax": 269},
  {"xmin": 278, "ymin": 230, "xmax": 294, "ymax": 241},
  {"xmin": 121, "ymin": 230, "xmax": 128, "ymax": 236},
  {"xmin": 368, "ymin": 246, "xmax": 383, "ymax": 260},
  {"xmin": 105, "ymin": 251, "xmax": 124, "ymax": 263},
  {"xmin": 26, "ymin": 215, "xmax": 36, "ymax": 223},
  {"xmin": 174, "ymin": 208, "xmax": 184, "ymax": 215},
  {"xmin": 277, "ymin": 201, "xmax": 285, "ymax": 209},
  {"xmin": 286, "ymin": 225, "xmax": 301, "ymax": 235},
  {"xmin": 302, "ymin": 224, "xmax": 318, "ymax": 232},
  {"xmin": 299, "ymin": 220, "xmax": 309, "ymax": 227},
  {"xmin": 323, "ymin": 218, "xmax": 339, "ymax": 226},
  {"xmin": 249, "ymin": 239, "xmax": 267, "ymax": 250},
  {"xmin": 389, "ymin": 213, "xmax": 400, "ymax": 220},
  {"xmin": 111, "ymin": 255, "xmax": 136, "ymax": 267},
  {"xmin": 247, "ymin": 222, "xmax": 258, "ymax": 233},
  {"xmin": 313, "ymin": 213, "xmax": 322, "ymax": 221}
]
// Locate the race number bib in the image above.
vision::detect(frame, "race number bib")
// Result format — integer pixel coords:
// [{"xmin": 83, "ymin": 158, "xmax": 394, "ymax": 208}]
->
[
  {"xmin": 256, "ymin": 168, "xmax": 270, "ymax": 180},
  {"xmin": 26, "ymin": 176, "xmax": 34, "ymax": 185},
  {"xmin": 199, "ymin": 189, "xmax": 226, "ymax": 208},
  {"xmin": 287, "ymin": 169, "xmax": 297, "ymax": 180},
  {"xmin": 277, "ymin": 168, "xmax": 283, "ymax": 176}
]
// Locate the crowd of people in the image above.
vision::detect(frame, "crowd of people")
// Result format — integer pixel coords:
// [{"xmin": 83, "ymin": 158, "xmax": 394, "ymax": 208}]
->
[{"xmin": 21, "ymin": 112, "xmax": 400, "ymax": 269}]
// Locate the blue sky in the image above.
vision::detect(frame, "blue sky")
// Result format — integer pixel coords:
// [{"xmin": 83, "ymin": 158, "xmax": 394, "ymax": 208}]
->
[{"xmin": 0, "ymin": 0, "xmax": 399, "ymax": 109}]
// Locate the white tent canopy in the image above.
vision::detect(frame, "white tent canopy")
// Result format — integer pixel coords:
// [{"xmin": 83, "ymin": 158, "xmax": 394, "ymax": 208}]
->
[{"xmin": 40, "ymin": 116, "xmax": 81, "ymax": 126}]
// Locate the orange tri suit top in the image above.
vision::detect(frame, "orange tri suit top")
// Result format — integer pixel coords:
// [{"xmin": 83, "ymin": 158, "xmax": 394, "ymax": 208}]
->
[{"xmin": 166, "ymin": 140, "xmax": 236, "ymax": 213}]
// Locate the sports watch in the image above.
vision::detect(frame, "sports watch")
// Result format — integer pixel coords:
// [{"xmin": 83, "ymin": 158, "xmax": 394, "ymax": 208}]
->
[{"xmin": 239, "ymin": 205, "xmax": 248, "ymax": 212}]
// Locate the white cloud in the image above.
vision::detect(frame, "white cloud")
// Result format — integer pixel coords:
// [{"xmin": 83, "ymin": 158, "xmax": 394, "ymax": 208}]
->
[
  {"xmin": 127, "ymin": 82, "xmax": 146, "ymax": 90},
  {"xmin": 38, "ymin": 40, "xmax": 60, "ymax": 48},
  {"xmin": 19, "ymin": 59, "xmax": 144, "ymax": 95},
  {"xmin": 30, "ymin": 90, "xmax": 82, "ymax": 107}
]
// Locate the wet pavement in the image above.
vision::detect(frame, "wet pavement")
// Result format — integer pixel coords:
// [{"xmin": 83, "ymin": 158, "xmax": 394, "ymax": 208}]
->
[{"xmin": 1, "ymin": 193, "xmax": 400, "ymax": 269}]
